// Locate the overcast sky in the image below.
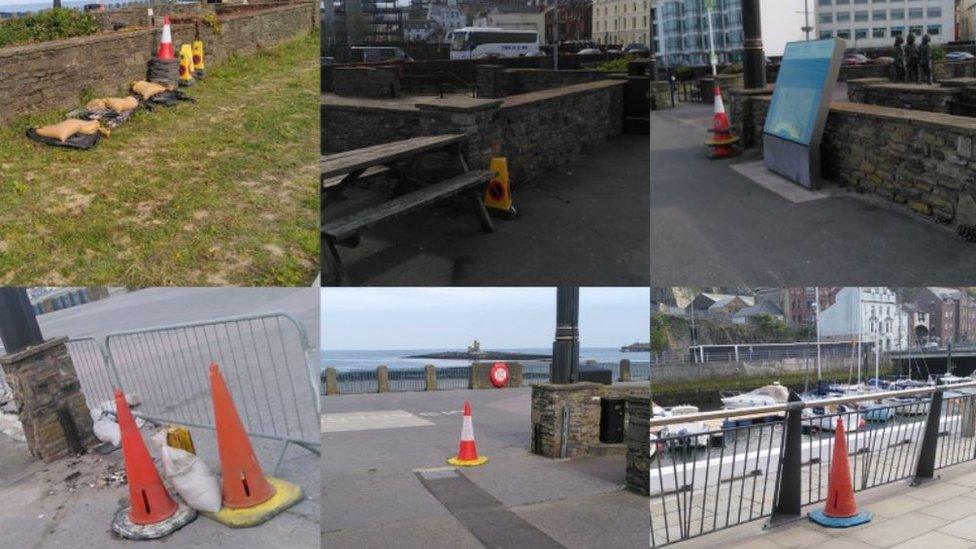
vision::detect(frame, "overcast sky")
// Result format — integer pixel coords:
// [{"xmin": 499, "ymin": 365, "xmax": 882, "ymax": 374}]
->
[
  {"xmin": 762, "ymin": 0, "xmax": 810, "ymax": 56},
  {"xmin": 321, "ymin": 287, "xmax": 649, "ymax": 350}
]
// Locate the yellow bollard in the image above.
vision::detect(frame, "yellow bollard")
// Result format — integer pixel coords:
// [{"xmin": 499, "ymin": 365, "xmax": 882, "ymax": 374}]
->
[
  {"xmin": 192, "ymin": 39, "xmax": 205, "ymax": 79},
  {"xmin": 483, "ymin": 156, "xmax": 517, "ymax": 219},
  {"xmin": 178, "ymin": 44, "xmax": 194, "ymax": 87}
]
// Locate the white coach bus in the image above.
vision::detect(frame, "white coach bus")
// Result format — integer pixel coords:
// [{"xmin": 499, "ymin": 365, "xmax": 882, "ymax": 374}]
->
[{"xmin": 448, "ymin": 27, "xmax": 541, "ymax": 60}]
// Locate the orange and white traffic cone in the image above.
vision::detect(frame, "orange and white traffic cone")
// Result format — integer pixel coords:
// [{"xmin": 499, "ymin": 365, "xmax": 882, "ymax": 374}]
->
[
  {"xmin": 704, "ymin": 85, "xmax": 741, "ymax": 159},
  {"xmin": 205, "ymin": 363, "xmax": 303, "ymax": 527},
  {"xmin": 156, "ymin": 16, "xmax": 175, "ymax": 61},
  {"xmin": 809, "ymin": 418, "xmax": 872, "ymax": 528},
  {"xmin": 447, "ymin": 401, "xmax": 488, "ymax": 467},
  {"xmin": 111, "ymin": 389, "xmax": 196, "ymax": 539}
]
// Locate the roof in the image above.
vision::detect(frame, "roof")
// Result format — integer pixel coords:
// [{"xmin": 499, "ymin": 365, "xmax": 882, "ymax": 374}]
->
[
  {"xmin": 927, "ymin": 287, "xmax": 963, "ymax": 300},
  {"xmin": 701, "ymin": 293, "xmax": 755, "ymax": 309},
  {"xmin": 733, "ymin": 300, "xmax": 785, "ymax": 319}
]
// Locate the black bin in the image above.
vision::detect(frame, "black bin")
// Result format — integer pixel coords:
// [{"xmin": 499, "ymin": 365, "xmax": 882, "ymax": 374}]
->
[
  {"xmin": 579, "ymin": 363, "xmax": 612, "ymax": 385},
  {"xmin": 600, "ymin": 397, "xmax": 626, "ymax": 444}
]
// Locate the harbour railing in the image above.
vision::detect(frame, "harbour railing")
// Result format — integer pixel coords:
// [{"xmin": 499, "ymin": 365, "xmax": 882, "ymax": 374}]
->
[
  {"xmin": 648, "ymin": 380, "xmax": 976, "ymax": 547},
  {"xmin": 651, "ymin": 347, "xmax": 865, "ymax": 366},
  {"xmin": 322, "ymin": 359, "xmax": 651, "ymax": 395}
]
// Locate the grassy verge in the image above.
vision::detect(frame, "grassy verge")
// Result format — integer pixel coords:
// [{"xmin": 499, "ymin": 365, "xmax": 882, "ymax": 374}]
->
[{"xmin": 0, "ymin": 31, "xmax": 319, "ymax": 286}]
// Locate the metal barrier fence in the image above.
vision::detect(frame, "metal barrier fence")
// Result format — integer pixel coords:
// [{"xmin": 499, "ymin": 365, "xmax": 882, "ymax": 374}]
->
[
  {"xmin": 326, "ymin": 359, "xmax": 651, "ymax": 395},
  {"xmin": 648, "ymin": 382, "xmax": 976, "ymax": 547},
  {"xmin": 67, "ymin": 312, "xmax": 320, "ymax": 471}
]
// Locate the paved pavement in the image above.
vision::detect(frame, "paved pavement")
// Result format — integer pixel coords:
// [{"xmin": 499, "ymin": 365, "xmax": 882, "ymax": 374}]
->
[
  {"xmin": 696, "ymin": 458, "xmax": 976, "ymax": 549},
  {"xmin": 323, "ymin": 133, "xmax": 650, "ymax": 286},
  {"xmin": 650, "ymin": 103, "xmax": 976, "ymax": 286},
  {"xmin": 322, "ymin": 387, "xmax": 649, "ymax": 548},
  {"xmin": 0, "ymin": 288, "xmax": 320, "ymax": 547}
]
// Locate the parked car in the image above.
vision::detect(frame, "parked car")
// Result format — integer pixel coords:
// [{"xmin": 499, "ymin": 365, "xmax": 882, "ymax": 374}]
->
[
  {"xmin": 947, "ymin": 51, "xmax": 976, "ymax": 61},
  {"xmin": 350, "ymin": 46, "xmax": 413, "ymax": 63},
  {"xmin": 843, "ymin": 53, "xmax": 870, "ymax": 65},
  {"xmin": 606, "ymin": 48, "xmax": 623, "ymax": 54},
  {"xmin": 623, "ymin": 43, "xmax": 650, "ymax": 54},
  {"xmin": 577, "ymin": 47, "xmax": 601, "ymax": 55},
  {"xmin": 872, "ymin": 56, "xmax": 894, "ymax": 65},
  {"xmin": 82, "ymin": 3, "xmax": 105, "ymax": 11}
]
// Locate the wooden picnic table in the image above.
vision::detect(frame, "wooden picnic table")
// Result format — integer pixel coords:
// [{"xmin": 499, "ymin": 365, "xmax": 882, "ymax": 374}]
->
[{"xmin": 321, "ymin": 134, "xmax": 495, "ymax": 285}]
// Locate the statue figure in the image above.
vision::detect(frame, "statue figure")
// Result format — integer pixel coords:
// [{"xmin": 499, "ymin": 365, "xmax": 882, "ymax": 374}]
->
[
  {"xmin": 905, "ymin": 32, "xmax": 919, "ymax": 84},
  {"xmin": 919, "ymin": 33, "xmax": 933, "ymax": 85},
  {"xmin": 892, "ymin": 35, "xmax": 906, "ymax": 83}
]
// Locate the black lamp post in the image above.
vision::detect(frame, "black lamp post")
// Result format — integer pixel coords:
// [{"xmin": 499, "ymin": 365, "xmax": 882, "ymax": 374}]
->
[
  {"xmin": 742, "ymin": 0, "xmax": 766, "ymax": 89},
  {"xmin": 550, "ymin": 287, "xmax": 580, "ymax": 384},
  {"xmin": 0, "ymin": 288, "xmax": 43, "ymax": 355}
]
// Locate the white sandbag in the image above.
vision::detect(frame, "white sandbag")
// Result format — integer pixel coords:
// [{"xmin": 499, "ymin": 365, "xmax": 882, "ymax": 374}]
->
[
  {"xmin": 92, "ymin": 416, "xmax": 121, "ymax": 446},
  {"xmin": 151, "ymin": 431, "xmax": 221, "ymax": 513}
]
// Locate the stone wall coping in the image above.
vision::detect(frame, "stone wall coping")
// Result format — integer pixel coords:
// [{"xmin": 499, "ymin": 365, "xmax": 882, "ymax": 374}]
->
[
  {"xmin": 727, "ymin": 86, "xmax": 774, "ymax": 97},
  {"xmin": 847, "ymin": 77, "xmax": 889, "ymax": 85},
  {"xmin": 532, "ymin": 382, "xmax": 605, "ymax": 391},
  {"xmin": 0, "ymin": 2, "xmax": 311, "ymax": 59},
  {"xmin": 415, "ymin": 96, "xmax": 504, "ymax": 113},
  {"xmin": 501, "ymin": 79, "xmax": 625, "ymax": 109},
  {"xmin": 752, "ymin": 95, "xmax": 976, "ymax": 135},
  {"xmin": 0, "ymin": 336, "xmax": 69, "ymax": 366},
  {"xmin": 865, "ymin": 83, "xmax": 961, "ymax": 95},
  {"xmin": 939, "ymin": 78, "xmax": 976, "ymax": 88}
]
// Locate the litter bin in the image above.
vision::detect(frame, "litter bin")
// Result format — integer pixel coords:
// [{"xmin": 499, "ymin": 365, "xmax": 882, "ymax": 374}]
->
[
  {"xmin": 600, "ymin": 397, "xmax": 626, "ymax": 444},
  {"xmin": 322, "ymin": 56, "xmax": 335, "ymax": 93},
  {"xmin": 579, "ymin": 363, "xmax": 612, "ymax": 385}
]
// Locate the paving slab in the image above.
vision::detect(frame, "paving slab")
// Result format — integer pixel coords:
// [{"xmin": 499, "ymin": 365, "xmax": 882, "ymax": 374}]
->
[{"xmin": 890, "ymin": 530, "xmax": 974, "ymax": 549}]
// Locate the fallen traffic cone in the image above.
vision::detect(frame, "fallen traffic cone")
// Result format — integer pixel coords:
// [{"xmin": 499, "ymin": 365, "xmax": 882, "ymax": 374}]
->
[
  {"xmin": 483, "ymin": 156, "xmax": 517, "ymax": 219},
  {"xmin": 809, "ymin": 418, "xmax": 872, "ymax": 528},
  {"xmin": 704, "ymin": 85, "xmax": 741, "ymax": 159},
  {"xmin": 447, "ymin": 401, "xmax": 488, "ymax": 467},
  {"xmin": 204, "ymin": 363, "xmax": 303, "ymax": 527},
  {"xmin": 111, "ymin": 389, "xmax": 197, "ymax": 540},
  {"xmin": 156, "ymin": 16, "xmax": 175, "ymax": 61}
]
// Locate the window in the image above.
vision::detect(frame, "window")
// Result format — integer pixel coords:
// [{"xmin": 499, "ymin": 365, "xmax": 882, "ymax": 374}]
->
[
  {"xmin": 836, "ymin": 0, "xmax": 850, "ymax": 4},
  {"xmin": 927, "ymin": 7, "xmax": 941, "ymax": 19},
  {"xmin": 872, "ymin": 10, "xmax": 886, "ymax": 20},
  {"xmin": 819, "ymin": 0, "xmax": 832, "ymax": 5},
  {"xmin": 854, "ymin": 0, "xmax": 867, "ymax": 3},
  {"xmin": 890, "ymin": 9, "xmax": 904, "ymax": 19},
  {"xmin": 891, "ymin": 26, "xmax": 904, "ymax": 36},
  {"xmin": 819, "ymin": 13, "xmax": 834, "ymax": 24},
  {"xmin": 820, "ymin": 30, "xmax": 834, "ymax": 38},
  {"xmin": 837, "ymin": 11, "xmax": 851, "ymax": 22},
  {"xmin": 909, "ymin": 25, "xmax": 923, "ymax": 35},
  {"xmin": 873, "ymin": 27, "xmax": 886, "ymax": 38},
  {"xmin": 928, "ymin": 25, "xmax": 941, "ymax": 36},
  {"xmin": 908, "ymin": 8, "xmax": 923, "ymax": 19},
  {"xmin": 855, "ymin": 28, "xmax": 868, "ymax": 39},
  {"xmin": 855, "ymin": 11, "xmax": 869, "ymax": 22},
  {"xmin": 837, "ymin": 29, "xmax": 852, "ymax": 38}
]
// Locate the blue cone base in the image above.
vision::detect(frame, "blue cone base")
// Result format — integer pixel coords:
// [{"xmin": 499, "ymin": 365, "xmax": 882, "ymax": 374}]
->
[{"xmin": 809, "ymin": 509, "xmax": 872, "ymax": 528}]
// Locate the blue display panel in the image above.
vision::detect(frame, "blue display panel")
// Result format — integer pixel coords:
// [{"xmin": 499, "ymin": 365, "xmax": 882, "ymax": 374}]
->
[{"xmin": 764, "ymin": 39, "xmax": 841, "ymax": 146}]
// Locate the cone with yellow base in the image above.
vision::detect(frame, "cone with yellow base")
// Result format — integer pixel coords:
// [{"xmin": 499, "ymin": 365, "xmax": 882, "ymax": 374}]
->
[
  {"xmin": 483, "ymin": 156, "xmax": 517, "ymax": 219},
  {"xmin": 704, "ymin": 85, "xmax": 741, "ymax": 159},
  {"xmin": 202, "ymin": 363, "xmax": 303, "ymax": 528},
  {"xmin": 447, "ymin": 401, "xmax": 488, "ymax": 467}
]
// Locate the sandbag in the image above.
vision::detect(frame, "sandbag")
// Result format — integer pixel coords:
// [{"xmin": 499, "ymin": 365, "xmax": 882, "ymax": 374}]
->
[
  {"xmin": 35, "ymin": 119, "xmax": 100, "ymax": 142},
  {"xmin": 151, "ymin": 431, "xmax": 221, "ymax": 513},
  {"xmin": 86, "ymin": 98, "xmax": 107, "ymax": 111},
  {"xmin": 91, "ymin": 408, "xmax": 122, "ymax": 446},
  {"xmin": 131, "ymin": 80, "xmax": 167, "ymax": 100},
  {"xmin": 104, "ymin": 96, "xmax": 139, "ymax": 112}
]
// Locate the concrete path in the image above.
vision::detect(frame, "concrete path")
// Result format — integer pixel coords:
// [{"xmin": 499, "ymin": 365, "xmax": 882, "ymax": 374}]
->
[
  {"xmin": 650, "ymin": 103, "xmax": 976, "ymax": 286},
  {"xmin": 322, "ymin": 388, "xmax": 649, "ymax": 548},
  {"xmin": 323, "ymin": 133, "xmax": 650, "ymax": 286},
  {"xmin": 696, "ymin": 458, "xmax": 976, "ymax": 549}
]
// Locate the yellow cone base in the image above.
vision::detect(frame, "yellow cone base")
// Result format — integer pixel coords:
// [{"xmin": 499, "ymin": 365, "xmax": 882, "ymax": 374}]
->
[
  {"xmin": 112, "ymin": 498, "xmax": 197, "ymax": 540},
  {"xmin": 202, "ymin": 477, "xmax": 303, "ymax": 528},
  {"xmin": 705, "ymin": 136, "xmax": 740, "ymax": 146},
  {"xmin": 447, "ymin": 455, "xmax": 488, "ymax": 467}
]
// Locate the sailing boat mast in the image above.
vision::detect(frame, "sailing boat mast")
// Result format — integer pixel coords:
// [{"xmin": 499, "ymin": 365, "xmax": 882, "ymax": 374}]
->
[{"xmin": 815, "ymin": 286, "xmax": 822, "ymax": 379}]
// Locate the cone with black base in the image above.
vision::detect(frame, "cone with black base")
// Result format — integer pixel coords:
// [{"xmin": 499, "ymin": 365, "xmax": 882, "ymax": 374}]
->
[
  {"xmin": 203, "ymin": 363, "xmax": 303, "ymax": 528},
  {"xmin": 809, "ymin": 418, "xmax": 872, "ymax": 528},
  {"xmin": 111, "ymin": 389, "xmax": 196, "ymax": 540}
]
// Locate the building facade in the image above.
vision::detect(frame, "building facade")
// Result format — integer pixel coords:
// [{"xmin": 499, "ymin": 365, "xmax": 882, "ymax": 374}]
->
[
  {"xmin": 651, "ymin": 0, "xmax": 744, "ymax": 66},
  {"xmin": 474, "ymin": 5, "xmax": 548, "ymax": 33},
  {"xmin": 784, "ymin": 287, "xmax": 842, "ymax": 327},
  {"xmin": 593, "ymin": 0, "xmax": 651, "ymax": 46},
  {"xmin": 915, "ymin": 288, "xmax": 976, "ymax": 345},
  {"xmin": 814, "ymin": 0, "xmax": 956, "ymax": 48},
  {"xmin": 818, "ymin": 287, "xmax": 909, "ymax": 351},
  {"xmin": 963, "ymin": 0, "xmax": 976, "ymax": 40}
]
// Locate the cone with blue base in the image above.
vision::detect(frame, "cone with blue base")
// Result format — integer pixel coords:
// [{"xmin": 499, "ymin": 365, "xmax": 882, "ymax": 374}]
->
[{"xmin": 809, "ymin": 418, "xmax": 872, "ymax": 528}]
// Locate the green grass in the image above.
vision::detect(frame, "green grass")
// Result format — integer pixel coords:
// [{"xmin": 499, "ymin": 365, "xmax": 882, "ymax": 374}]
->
[
  {"xmin": 0, "ymin": 9, "xmax": 99, "ymax": 47},
  {"xmin": 0, "ymin": 32, "xmax": 319, "ymax": 286}
]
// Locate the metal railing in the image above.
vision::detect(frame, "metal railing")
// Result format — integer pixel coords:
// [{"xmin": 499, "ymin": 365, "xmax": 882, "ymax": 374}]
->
[
  {"xmin": 651, "ymin": 347, "xmax": 865, "ymax": 366},
  {"xmin": 673, "ymin": 80, "xmax": 701, "ymax": 103},
  {"xmin": 67, "ymin": 312, "xmax": 320, "ymax": 472},
  {"xmin": 648, "ymin": 380, "xmax": 976, "ymax": 547}
]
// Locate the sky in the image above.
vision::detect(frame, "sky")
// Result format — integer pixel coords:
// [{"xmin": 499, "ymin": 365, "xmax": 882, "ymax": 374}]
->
[
  {"xmin": 320, "ymin": 287, "xmax": 650, "ymax": 351},
  {"xmin": 762, "ymin": 0, "xmax": 811, "ymax": 56}
]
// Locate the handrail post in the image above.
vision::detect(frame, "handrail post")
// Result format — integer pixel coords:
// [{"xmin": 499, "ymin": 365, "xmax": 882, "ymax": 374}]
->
[
  {"xmin": 767, "ymin": 391, "xmax": 804, "ymax": 528},
  {"xmin": 911, "ymin": 381, "xmax": 944, "ymax": 486}
]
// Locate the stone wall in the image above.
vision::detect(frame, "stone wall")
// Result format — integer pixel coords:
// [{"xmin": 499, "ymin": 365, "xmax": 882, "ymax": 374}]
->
[
  {"xmin": 475, "ymin": 65, "xmax": 623, "ymax": 98},
  {"xmin": 730, "ymin": 91, "xmax": 976, "ymax": 233},
  {"xmin": 333, "ymin": 66, "xmax": 402, "ymax": 99},
  {"xmin": 0, "ymin": 2, "xmax": 316, "ymax": 122},
  {"xmin": 650, "ymin": 81, "xmax": 671, "ymax": 110},
  {"xmin": 469, "ymin": 362, "xmax": 524, "ymax": 389},
  {"xmin": 625, "ymin": 396, "xmax": 650, "ymax": 495},
  {"xmin": 766, "ymin": 60, "xmax": 976, "ymax": 83},
  {"xmin": 854, "ymin": 83, "xmax": 962, "ymax": 114},
  {"xmin": 650, "ymin": 356, "xmax": 858, "ymax": 383},
  {"xmin": 0, "ymin": 337, "xmax": 96, "ymax": 461},
  {"xmin": 323, "ymin": 80, "xmax": 625, "ymax": 184},
  {"xmin": 697, "ymin": 73, "xmax": 744, "ymax": 104}
]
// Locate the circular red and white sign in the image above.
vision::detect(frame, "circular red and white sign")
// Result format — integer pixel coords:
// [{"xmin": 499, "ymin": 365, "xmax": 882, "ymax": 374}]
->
[{"xmin": 489, "ymin": 362, "xmax": 509, "ymax": 388}]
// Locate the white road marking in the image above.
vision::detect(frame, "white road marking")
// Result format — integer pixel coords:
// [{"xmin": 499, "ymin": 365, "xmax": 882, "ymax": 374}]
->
[{"xmin": 321, "ymin": 410, "xmax": 435, "ymax": 433}]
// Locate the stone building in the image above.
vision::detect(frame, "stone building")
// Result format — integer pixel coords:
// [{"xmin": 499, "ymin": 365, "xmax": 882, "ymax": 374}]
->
[
  {"xmin": 819, "ymin": 287, "xmax": 909, "ymax": 351},
  {"xmin": 593, "ymin": 0, "xmax": 650, "ymax": 46},
  {"xmin": 914, "ymin": 287, "xmax": 976, "ymax": 345},
  {"xmin": 963, "ymin": 0, "xmax": 976, "ymax": 41},
  {"xmin": 783, "ymin": 287, "xmax": 842, "ymax": 328},
  {"xmin": 474, "ymin": 4, "xmax": 548, "ymax": 33},
  {"xmin": 814, "ymin": 0, "xmax": 956, "ymax": 47}
]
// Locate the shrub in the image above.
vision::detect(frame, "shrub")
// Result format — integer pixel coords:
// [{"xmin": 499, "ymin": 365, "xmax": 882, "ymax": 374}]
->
[
  {"xmin": 720, "ymin": 62, "xmax": 743, "ymax": 74},
  {"xmin": 0, "ymin": 9, "xmax": 100, "ymax": 48},
  {"xmin": 932, "ymin": 46, "xmax": 946, "ymax": 61},
  {"xmin": 596, "ymin": 53, "xmax": 637, "ymax": 72}
]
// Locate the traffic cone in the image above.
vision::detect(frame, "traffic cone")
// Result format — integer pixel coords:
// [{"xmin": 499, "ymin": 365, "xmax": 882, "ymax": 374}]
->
[
  {"xmin": 809, "ymin": 418, "xmax": 872, "ymax": 528},
  {"xmin": 447, "ymin": 401, "xmax": 488, "ymax": 467},
  {"xmin": 205, "ymin": 363, "xmax": 303, "ymax": 527},
  {"xmin": 704, "ymin": 85, "xmax": 741, "ymax": 159},
  {"xmin": 111, "ymin": 389, "xmax": 197, "ymax": 539},
  {"xmin": 192, "ymin": 38, "xmax": 206, "ymax": 79},
  {"xmin": 178, "ymin": 43, "xmax": 195, "ymax": 87},
  {"xmin": 483, "ymin": 156, "xmax": 517, "ymax": 219},
  {"xmin": 156, "ymin": 16, "xmax": 175, "ymax": 61}
]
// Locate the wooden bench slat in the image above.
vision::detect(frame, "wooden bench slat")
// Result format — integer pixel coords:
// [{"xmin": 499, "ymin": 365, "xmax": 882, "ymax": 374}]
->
[
  {"xmin": 323, "ymin": 169, "xmax": 493, "ymax": 241},
  {"xmin": 321, "ymin": 134, "xmax": 468, "ymax": 178}
]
